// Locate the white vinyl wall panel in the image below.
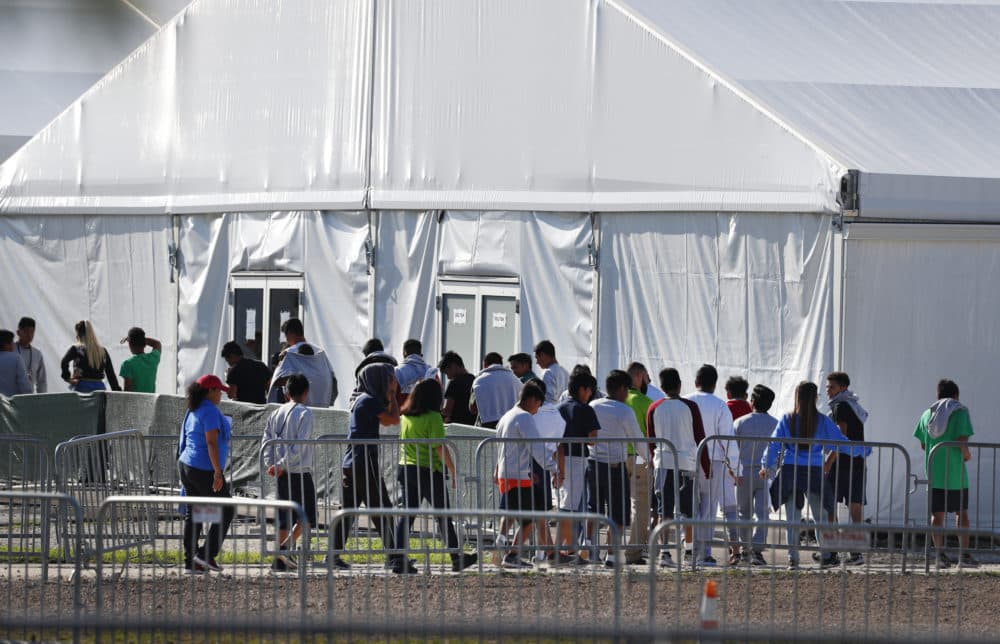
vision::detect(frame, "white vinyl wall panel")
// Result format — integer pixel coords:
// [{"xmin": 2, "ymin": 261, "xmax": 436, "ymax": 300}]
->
[
  {"xmin": 375, "ymin": 211, "xmax": 594, "ymax": 371},
  {"xmin": 176, "ymin": 211, "xmax": 369, "ymax": 404},
  {"xmin": 597, "ymin": 213, "xmax": 835, "ymax": 411},
  {"xmin": 843, "ymin": 225, "xmax": 1000, "ymax": 527},
  {"xmin": 0, "ymin": 215, "xmax": 174, "ymax": 392}
]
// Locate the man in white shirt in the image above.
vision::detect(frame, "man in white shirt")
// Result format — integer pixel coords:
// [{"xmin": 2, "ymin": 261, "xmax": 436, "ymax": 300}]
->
[
  {"xmin": 534, "ymin": 340, "xmax": 568, "ymax": 405},
  {"xmin": 589, "ymin": 370, "xmax": 644, "ymax": 565},
  {"xmin": 686, "ymin": 364, "xmax": 738, "ymax": 567},
  {"xmin": 15, "ymin": 317, "xmax": 46, "ymax": 393}
]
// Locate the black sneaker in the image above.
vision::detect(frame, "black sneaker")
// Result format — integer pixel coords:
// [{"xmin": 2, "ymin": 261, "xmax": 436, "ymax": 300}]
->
[
  {"xmin": 935, "ymin": 553, "xmax": 954, "ymax": 569},
  {"xmin": 698, "ymin": 555, "xmax": 718, "ymax": 567},
  {"xmin": 751, "ymin": 551, "xmax": 767, "ymax": 566},
  {"xmin": 451, "ymin": 552, "xmax": 478, "ymax": 572},
  {"xmin": 959, "ymin": 553, "xmax": 979, "ymax": 569},
  {"xmin": 329, "ymin": 556, "xmax": 351, "ymax": 571},
  {"xmin": 275, "ymin": 552, "xmax": 297, "ymax": 571},
  {"xmin": 184, "ymin": 561, "xmax": 208, "ymax": 575},
  {"xmin": 391, "ymin": 558, "xmax": 419, "ymax": 575},
  {"xmin": 271, "ymin": 558, "xmax": 288, "ymax": 572},
  {"xmin": 193, "ymin": 555, "xmax": 223, "ymax": 573},
  {"xmin": 819, "ymin": 554, "xmax": 840, "ymax": 569},
  {"xmin": 846, "ymin": 552, "xmax": 865, "ymax": 566},
  {"xmin": 502, "ymin": 553, "xmax": 533, "ymax": 569}
]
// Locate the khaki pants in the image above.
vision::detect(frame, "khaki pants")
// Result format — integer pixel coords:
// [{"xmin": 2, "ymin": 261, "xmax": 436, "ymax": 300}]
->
[{"xmin": 627, "ymin": 460, "xmax": 651, "ymax": 561}]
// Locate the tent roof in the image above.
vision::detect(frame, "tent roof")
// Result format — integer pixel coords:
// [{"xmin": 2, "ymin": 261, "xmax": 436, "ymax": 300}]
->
[
  {"xmin": 0, "ymin": 0, "xmax": 190, "ymax": 163},
  {"xmin": 625, "ymin": 0, "xmax": 1000, "ymax": 220},
  {"xmin": 2, "ymin": 0, "xmax": 999, "ymax": 220}
]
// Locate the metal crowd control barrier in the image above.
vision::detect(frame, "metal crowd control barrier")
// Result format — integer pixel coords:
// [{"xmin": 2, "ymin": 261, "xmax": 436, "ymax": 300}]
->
[
  {"xmin": 695, "ymin": 435, "xmax": 912, "ymax": 561},
  {"xmin": 473, "ymin": 436, "xmax": 679, "ymax": 560},
  {"xmin": 93, "ymin": 495, "xmax": 308, "ymax": 640},
  {"xmin": 648, "ymin": 518, "xmax": 997, "ymax": 640},
  {"xmin": 146, "ymin": 433, "xmax": 265, "ymax": 496},
  {"xmin": 258, "ymin": 437, "xmax": 465, "ymax": 556},
  {"xmin": 923, "ymin": 441, "xmax": 1000, "ymax": 567},
  {"xmin": 54, "ymin": 430, "xmax": 153, "ymax": 559},
  {"xmin": 0, "ymin": 434, "xmax": 53, "ymax": 492},
  {"xmin": 0, "ymin": 491, "xmax": 82, "ymax": 644},
  {"xmin": 325, "ymin": 508, "xmax": 623, "ymax": 635}
]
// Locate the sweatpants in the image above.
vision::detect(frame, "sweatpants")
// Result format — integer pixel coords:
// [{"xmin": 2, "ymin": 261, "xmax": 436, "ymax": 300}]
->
[
  {"xmin": 627, "ymin": 462, "xmax": 651, "ymax": 560},
  {"xmin": 332, "ymin": 448, "xmax": 395, "ymax": 552},
  {"xmin": 393, "ymin": 464, "xmax": 461, "ymax": 557},
  {"xmin": 736, "ymin": 476, "xmax": 769, "ymax": 548}
]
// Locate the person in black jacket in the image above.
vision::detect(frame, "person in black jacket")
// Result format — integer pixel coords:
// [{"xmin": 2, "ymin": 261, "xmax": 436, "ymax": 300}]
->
[{"xmin": 60, "ymin": 320, "xmax": 120, "ymax": 392}]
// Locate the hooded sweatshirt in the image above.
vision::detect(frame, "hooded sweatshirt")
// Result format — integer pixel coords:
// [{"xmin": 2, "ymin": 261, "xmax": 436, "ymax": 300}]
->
[
  {"xmin": 267, "ymin": 345, "xmax": 338, "ymax": 407},
  {"xmin": 344, "ymin": 363, "xmax": 394, "ymax": 468},
  {"xmin": 927, "ymin": 398, "xmax": 965, "ymax": 439},
  {"xmin": 828, "ymin": 389, "xmax": 870, "ymax": 425}
]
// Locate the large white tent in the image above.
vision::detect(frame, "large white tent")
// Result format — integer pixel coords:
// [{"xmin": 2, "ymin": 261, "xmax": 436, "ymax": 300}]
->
[
  {"xmin": 0, "ymin": 0, "xmax": 191, "ymax": 162},
  {"xmin": 2, "ymin": 0, "xmax": 999, "ymax": 525}
]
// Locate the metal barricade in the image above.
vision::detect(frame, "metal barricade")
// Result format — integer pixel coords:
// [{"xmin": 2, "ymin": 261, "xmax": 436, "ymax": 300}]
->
[
  {"xmin": 145, "ymin": 433, "xmax": 266, "ymax": 497},
  {"xmin": 694, "ymin": 435, "xmax": 912, "ymax": 565},
  {"xmin": 324, "ymin": 507, "xmax": 624, "ymax": 635},
  {"xmin": 923, "ymin": 441, "xmax": 1000, "ymax": 566},
  {"xmin": 54, "ymin": 430, "xmax": 153, "ymax": 558},
  {"xmin": 0, "ymin": 491, "xmax": 82, "ymax": 643},
  {"xmin": 258, "ymin": 437, "xmax": 465, "ymax": 557},
  {"xmin": 649, "ymin": 517, "xmax": 997, "ymax": 640},
  {"xmin": 93, "ymin": 495, "xmax": 308, "ymax": 640},
  {"xmin": 473, "ymin": 436, "xmax": 679, "ymax": 561},
  {"xmin": 0, "ymin": 434, "xmax": 53, "ymax": 492}
]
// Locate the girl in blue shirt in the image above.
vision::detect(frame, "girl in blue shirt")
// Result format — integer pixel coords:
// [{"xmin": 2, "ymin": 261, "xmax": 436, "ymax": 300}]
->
[
  {"xmin": 177, "ymin": 374, "xmax": 234, "ymax": 573},
  {"xmin": 760, "ymin": 381, "xmax": 850, "ymax": 569}
]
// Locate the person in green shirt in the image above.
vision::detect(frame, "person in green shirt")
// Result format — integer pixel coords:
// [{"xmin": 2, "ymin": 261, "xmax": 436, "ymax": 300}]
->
[
  {"xmin": 914, "ymin": 378, "xmax": 977, "ymax": 569},
  {"xmin": 119, "ymin": 327, "xmax": 161, "ymax": 393},
  {"xmin": 392, "ymin": 377, "xmax": 477, "ymax": 573},
  {"xmin": 623, "ymin": 362, "xmax": 655, "ymax": 564}
]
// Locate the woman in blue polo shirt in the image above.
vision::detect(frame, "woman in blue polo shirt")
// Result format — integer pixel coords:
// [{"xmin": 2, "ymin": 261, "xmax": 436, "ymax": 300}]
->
[
  {"xmin": 177, "ymin": 374, "xmax": 234, "ymax": 574},
  {"xmin": 760, "ymin": 381, "xmax": 850, "ymax": 569}
]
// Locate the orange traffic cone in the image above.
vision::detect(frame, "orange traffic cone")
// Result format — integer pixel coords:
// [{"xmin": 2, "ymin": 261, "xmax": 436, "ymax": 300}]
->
[{"xmin": 700, "ymin": 579, "xmax": 719, "ymax": 630}]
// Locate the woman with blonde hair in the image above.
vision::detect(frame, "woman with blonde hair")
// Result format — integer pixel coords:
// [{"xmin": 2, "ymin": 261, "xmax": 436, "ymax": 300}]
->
[{"xmin": 60, "ymin": 320, "xmax": 120, "ymax": 392}]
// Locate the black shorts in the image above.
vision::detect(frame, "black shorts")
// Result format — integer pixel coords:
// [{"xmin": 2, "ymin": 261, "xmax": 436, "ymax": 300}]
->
[
  {"xmin": 532, "ymin": 461, "xmax": 554, "ymax": 511},
  {"xmin": 276, "ymin": 472, "xmax": 317, "ymax": 529},
  {"xmin": 828, "ymin": 454, "xmax": 867, "ymax": 505},
  {"xmin": 588, "ymin": 461, "xmax": 631, "ymax": 528},
  {"xmin": 499, "ymin": 484, "xmax": 542, "ymax": 526},
  {"xmin": 930, "ymin": 487, "xmax": 969, "ymax": 514},
  {"xmin": 655, "ymin": 469, "xmax": 694, "ymax": 519}
]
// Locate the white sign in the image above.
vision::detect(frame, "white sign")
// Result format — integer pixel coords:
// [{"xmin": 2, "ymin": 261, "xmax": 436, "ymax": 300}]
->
[
  {"xmin": 453, "ymin": 308, "xmax": 467, "ymax": 326},
  {"xmin": 818, "ymin": 528, "xmax": 871, "ymax": 552},
  {"xmin": 492, "ymin": 312, "xmax": 507, "ymax": 329},
  {"xmin": 245, "ymin": 309, "xmax": 257, "ymax": 339},
  {"xmin": 192, "ymin": 505, "xmax": 223, "ymax": 524},
  {"xmin": 280, "ymin": 309, "xmax": 291, "ymax": 325}
]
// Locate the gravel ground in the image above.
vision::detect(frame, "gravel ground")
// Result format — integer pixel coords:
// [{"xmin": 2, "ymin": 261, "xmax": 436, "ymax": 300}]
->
[{"xmin": 4, "ymin": 559, "xmax": 999, "ymax": 641}]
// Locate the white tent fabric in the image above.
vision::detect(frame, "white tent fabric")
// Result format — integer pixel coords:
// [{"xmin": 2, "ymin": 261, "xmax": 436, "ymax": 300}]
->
[
  {"xmin": 0, "ymin": 0, "xmax": 169, "ymax": 162},
  {"xmin": 0, "ymin": 0, "xmax": 844, "ymax": 215},
  {"xmin": 0, "ymin": 215, "xmax": 175, "ymax": 392},
  {"xmin": 597, "ymin": 213, "xmax": 835, "ymax": 412},
  {"xmin": 0, "ymin": 1, "xmax": 373, "ymax": 213},
  {"xmin": 842, "ymin": 224, "xmax": 1000, "ymax": 528},
  {"xmin": 625, "ymin": 0, "xmax": 1000, "ymax": 221},
  {"xmin": 369, "ymin": 0, "xmax": 843, "ymax": 213},
  {"xmin": 176, "ymin": 211, "xmax": 370, "ymax": 403},
  {"xmin": 374, "ymin": 211, "xmax": 594, "ymax": 369}
]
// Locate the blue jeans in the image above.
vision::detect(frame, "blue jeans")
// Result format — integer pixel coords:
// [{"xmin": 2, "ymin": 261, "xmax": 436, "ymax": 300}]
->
[{"xmin": 784, "ymin": 492, "xmax": 829, "ymax": 563}]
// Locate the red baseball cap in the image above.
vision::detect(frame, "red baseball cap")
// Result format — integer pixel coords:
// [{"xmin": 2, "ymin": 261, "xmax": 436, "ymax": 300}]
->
[{"xmin": 196, "ymin": 374, "xmax": 230, "ymax": 393}]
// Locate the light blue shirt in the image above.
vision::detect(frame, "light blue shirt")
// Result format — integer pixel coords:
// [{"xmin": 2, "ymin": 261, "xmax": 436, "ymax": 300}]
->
[
  {"xmin": 762, "ymin": 413, "xmax": 851, "ymax": 470},
  {"xmin": 178, "ymin": 400, "xmax": 232, "ymax": 472}
]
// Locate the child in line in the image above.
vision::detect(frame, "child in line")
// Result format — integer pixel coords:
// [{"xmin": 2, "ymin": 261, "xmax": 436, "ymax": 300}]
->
[{"xmin": 263, "ymin": 373, "xmax": 316, "ymax": 571}]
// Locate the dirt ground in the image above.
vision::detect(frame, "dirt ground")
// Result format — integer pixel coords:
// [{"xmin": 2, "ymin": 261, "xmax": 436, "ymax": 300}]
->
[{"xmin": 4, "ymin": 561, "xmax": 999, "ymax": 641}]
